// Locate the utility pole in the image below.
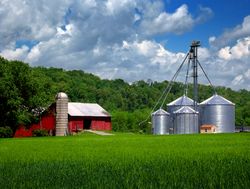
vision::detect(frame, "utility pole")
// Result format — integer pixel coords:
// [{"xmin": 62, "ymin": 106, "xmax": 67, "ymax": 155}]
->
[{"xmin": 189, "ymin": 41, "xmax": 200, "ymax": 111}]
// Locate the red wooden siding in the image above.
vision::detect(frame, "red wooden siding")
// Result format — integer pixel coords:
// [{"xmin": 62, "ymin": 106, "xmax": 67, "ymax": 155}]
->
[
  {"xmin": 14, "ymin": 113, "xmax": 55, "ymax": 137},
  {"xmin": 15, "ymin": 113, "xmax": 111, "ymax": 137},
  {"xmin": 68, "ymin": 117, "xmax": 84, "ymax": 132},
  {"xmin": 68, "ymin": 116, "xmax": 111, "ymax": 133},
  {"xmin": 91, "ymin": 117, "xmax": 112, "ymax": 130}
]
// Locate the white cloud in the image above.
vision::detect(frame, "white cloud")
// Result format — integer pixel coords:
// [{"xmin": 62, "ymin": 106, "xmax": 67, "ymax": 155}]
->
[
  {"xmin": 26, "ymin": 45, "xmax": 41, "ymax": 63},
  {"xmin": 218, "ymin": 37, "xmax": 250, "ymax": 60},
  {"xmin": 210, "ymin": 15, "xmax": 250, "ymax": 48},
  {"xmin": 198, "ymin": 47, "xmax": 211, "ymax": 61},
  {"xmin": 204, "ymin": 15, "xmax": 250, "ymax": 90},
  {"xmin": 197, "ymin": 37, "xmax": 250, "ymax": 90},
  {"xmin": 195, "ymin": 5, "xmax": 213, "ymax": 23},
  {"xmin": 245, "ymin": 69, "xmax": 250, "ymax": 78},
  {"xmin": 105, "ymin": 0, "xmax": 135, "ymax": 15},
  {"xmin": 209, "ymin": 36, "xmax": 216, "ymax": 44},
  {"xmin": 232, "ymin": 75, "xmax": 244, "ymax": 86},
  {"xmin": 56, "ymin": 24, "xmax": 73, "ymax": 37},
  {"xmin": 218, "ymin": 46, "xmax": 232, "ymax": 60},
  {"xmin": 0, "ymin": 45, "xmax": 29, "ymax": 60},
  {"xmin": 140, "ymin": 4, "xmax": 212, "ymax": 35},
  {"xmin": 231, "ymin": 69, "xmax": 250, "ymax": 89},
  {"xmin": 0, "ymin": 0, "xmax": 249, "ymax": 90},
  {"xmin": 0, "ymin": 0, "xmax": 71, "ymax": 50}
]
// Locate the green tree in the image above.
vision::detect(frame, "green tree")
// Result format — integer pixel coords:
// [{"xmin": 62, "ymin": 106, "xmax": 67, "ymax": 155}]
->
[{"xmin": 0, "ymin": 58, "xmax": 38, "ymax": 132}]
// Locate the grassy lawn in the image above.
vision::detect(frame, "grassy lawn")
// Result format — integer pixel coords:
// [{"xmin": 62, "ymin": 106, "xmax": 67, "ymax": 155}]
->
[{"xmin": 0, "ymin": 133, "xmax": 249, "ymax": 188}]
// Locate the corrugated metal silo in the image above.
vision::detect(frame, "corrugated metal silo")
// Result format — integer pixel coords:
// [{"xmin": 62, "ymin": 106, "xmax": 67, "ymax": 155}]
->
[
  {"xmin": 151, "ymin": 109, "xmax": 170, "ymax": 135},
  {"xmin": 200, "ymin": 94, "xmax": 235, "ymax": 133},
  {"xmin": 167, "ymin": 95, "xmax": 195, "ymax": 115},
  {"xmin": 56, "ymin": 92, "xmax": 68, "ymax": 136},
  {"xmin": 167, "ymin": 95, "xmax": 196, "ymax": 133},
  {"xmin": 173, "ymin": 106, "xmax": 199, "ymax": 134}
]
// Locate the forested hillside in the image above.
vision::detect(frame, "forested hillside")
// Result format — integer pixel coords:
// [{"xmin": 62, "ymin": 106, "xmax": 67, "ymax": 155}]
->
[{"xmin": 1, "ymin": 57, "xmax": 250, "ymax": 135}]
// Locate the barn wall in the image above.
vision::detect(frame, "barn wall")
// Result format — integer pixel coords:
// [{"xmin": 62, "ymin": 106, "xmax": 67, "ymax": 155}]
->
[
  {"xmin": 15, "ymin": 115, "xmax": 112, "ymax": 137},
  {"xmin": 91, "ymin": 117, "xmax": 112, "ymax": 131},
  {"xmin": 68, "ymin": 116, "xmax": 112, "ymax": 132},
  {"xmin": 68, "ymin": 117, "xmax": 83, "ymax": 133},
  {"xmin": 14, "ymin": 112, "xmax": 55, "ymax": 137}
]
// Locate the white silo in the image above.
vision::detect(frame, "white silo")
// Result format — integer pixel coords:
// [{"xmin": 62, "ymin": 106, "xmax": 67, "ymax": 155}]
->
[
  {"xmin": 200, "ymin": 94, "xmax": 235, "ymax": 133},
  {"xmin": 151, "ymin": 109, "xmax": 170, "ymax": 135},
  {"xmin": 55, "ymin": 92, "xmax": 68, "ymax": 136}
]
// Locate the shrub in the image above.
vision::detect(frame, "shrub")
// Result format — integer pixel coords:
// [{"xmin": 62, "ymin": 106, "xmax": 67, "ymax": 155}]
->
[
  {"xmin": 0, "ymin": 127, "xmax": 13, "ymax": 138},
  {"xmin": 32, "ymin": 129, "xmax": 49, "ymax": 137}
]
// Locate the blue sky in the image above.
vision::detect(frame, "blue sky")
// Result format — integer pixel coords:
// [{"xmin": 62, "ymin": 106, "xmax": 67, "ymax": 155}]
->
[
  {"xmin": 158, "ymin": 0, "xmax": 250, "ymax": 52},
  {"xmin": 0, "ymin": 0, "xmax": 250, "ymax": 90}
]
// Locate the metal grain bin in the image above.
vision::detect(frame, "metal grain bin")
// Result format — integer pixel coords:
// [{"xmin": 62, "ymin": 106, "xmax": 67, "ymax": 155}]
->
[
  {"xmin": 173, "ymin": 106, "xmax": 199, "ymax": 134},
  {"xmin": 167, "ymin": 95, "xmax": 196, "ymax": 133},
  {"xmin": 56, "ymin": 92, "xmax": 69, "ymax": 136},
  {"xmin": 167, "ymin": 95, "xmax": 195, "ymax": 115},
  {"xmin": 200, "ymin": 94, "xmax": 235, "ymax": 133},
  {"xmin": 152, "ymin": 109, "xmax": 170, "ymax": 135}
]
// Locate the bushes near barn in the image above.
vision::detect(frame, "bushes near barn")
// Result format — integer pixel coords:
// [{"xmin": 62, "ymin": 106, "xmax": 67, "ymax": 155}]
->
[
  {"xmin": 111, "ymin": 109, "xmax": 152, "ymax": 133},
  {"xmin": 32, "ymin": 129, "xmax": 49, "ymax": 137},
  {"xmin": 0, "ymin": 127, "xmax": 13, "ymax": 138}
]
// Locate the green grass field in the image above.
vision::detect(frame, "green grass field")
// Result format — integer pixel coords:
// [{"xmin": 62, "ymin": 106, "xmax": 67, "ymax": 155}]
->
[{"xmin": 0, "ymin": 133, "xmax": 249, "ymax": 189}]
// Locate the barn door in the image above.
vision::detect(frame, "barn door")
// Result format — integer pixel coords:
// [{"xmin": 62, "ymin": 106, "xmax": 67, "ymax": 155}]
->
[{"xmin": 84, "ymin": 119, "xmax": 92, "ymax": 130}]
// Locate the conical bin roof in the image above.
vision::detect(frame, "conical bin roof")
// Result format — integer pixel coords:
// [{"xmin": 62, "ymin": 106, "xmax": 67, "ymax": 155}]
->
[
  {"xmin": 174, "ymin": 106, "xmax": 198, "ymax": 114},
  {"xmin": 167, "ymin": 95, "xmax": 195, "ymax": 106},
  {"xmin": 200, "ymin": 94, "xmax": 234, "ymax": 105},
  {"xmin": 152, "ymin": 108, "xmax": 169, "ymax": 116}
]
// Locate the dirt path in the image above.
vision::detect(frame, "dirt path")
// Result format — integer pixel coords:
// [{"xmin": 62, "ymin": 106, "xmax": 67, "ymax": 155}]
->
[{"xmin": 85, "ymin": 130, "xmax": 114, "ymax": 136}]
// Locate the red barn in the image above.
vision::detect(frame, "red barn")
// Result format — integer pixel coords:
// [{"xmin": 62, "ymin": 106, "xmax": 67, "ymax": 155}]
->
[
  {"xmin": 68, "ymin": 103, "xmax": 112, "ymax": 132},
  {"xmin": 14, "ymin": 102, "xmax": 111, "ymax": 137}
]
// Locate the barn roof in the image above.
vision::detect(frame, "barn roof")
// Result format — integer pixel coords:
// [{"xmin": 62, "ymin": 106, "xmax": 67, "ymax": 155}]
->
[{"xmin": 68, "ymin": 103, "xmax": 110, "ymax": 117}]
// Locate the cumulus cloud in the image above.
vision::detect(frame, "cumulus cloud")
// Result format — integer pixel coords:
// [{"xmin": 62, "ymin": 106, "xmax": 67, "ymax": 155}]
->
[
  {"xmin": 210, "ymin": 15, "xmax": 250, "ymax": 48},
  {"xmin": 0, "ymin": 1, "xmax": 194, "ymax": 69},
  {"xmin": 218, "ymin": 38, "xmax": 250, "ymax": 89},
  {"xmin": 0, "ymin": 0, "xmax": 249, "ymax": 90},
  {"xmin": 232, "ymin": 68, "xmax": 250, "ymax": 89},
  {"xmin": 101, "ymin": 40, "xmax": 186, "ymax": 82},
  {"xmin": 196, "ymin": 37, "xmax": 250, "ymax": 90},
  {"xmin": 0, "ymin": 0, "xmax": 71, "ymax": 50},
  {"xmin": 218, "ymin": 37, "xmax": 250, "ymax": 60},
  {"xmin": 140, "ymin": 4, "xmax": 213, "ymax": 35},
  {"xmin": 0, "ymin": 45, "xmax": 29, "ymax": 60},
  {"xmin": 202, "ymin": 15, "xmax": 250, "ymax": 90}
]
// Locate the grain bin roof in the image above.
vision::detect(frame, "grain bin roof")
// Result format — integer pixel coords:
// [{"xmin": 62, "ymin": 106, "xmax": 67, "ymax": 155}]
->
[
  {"xmin": 152, "ymin": 108, "xmax": 169, "ymax": 116},
  {"xmin": 200, "ymin": 94, "xmax": 234, "ymax": 105},
  {"xmin": 167, "ymin": 95, "xmax": 195, "ymax": 106},
  {"xmin": 173, "ymin": 106, "xmax": 198, "ymax": 114},
  {"xmin": 68, "ymin": 103, "xmax": 110, "ymax": 117}
]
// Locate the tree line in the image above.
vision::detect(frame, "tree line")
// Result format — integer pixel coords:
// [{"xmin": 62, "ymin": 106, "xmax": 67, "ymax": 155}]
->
[{"xmin": 0, "ymin": 57, "xmax": 250, "ymax": 136}]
